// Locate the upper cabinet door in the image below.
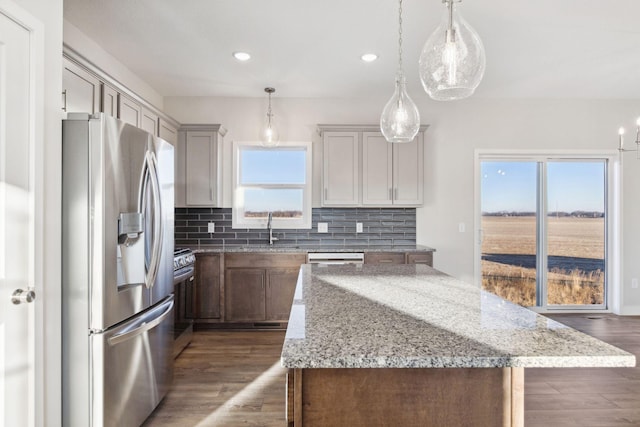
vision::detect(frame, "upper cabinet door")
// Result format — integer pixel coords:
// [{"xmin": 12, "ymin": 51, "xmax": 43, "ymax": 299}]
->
[
  {"xmin": 322, "ymin": 131, "xmax": 360, "ymax": 206},
  {"xmin": 393, "ymin": 132, "xmax": 424, "ymax": 206},
  {"xmin": 63, "ymin": 59, "xmax": 100, "ymax": 114},
  {"xmin": 185, "ymin": 130, "xmax": 219, "ymax": 206},
  {"xmin": 118, "ymin": 94, "xmax": 142, "ymax": 128},
  {"xmin": 140, "ymin": 107, "xmax": 158, "ymax": 136},
  {"xmin": 159, "ymin": 118, "xmax": 177, "ymax": 145},
  {"xmin": 362, "ymin": 132, "xmax": 393, "ymax": 206},
  {"xmin": 102, "ymin": 84, "xmax": 118, "ymax": 117}
]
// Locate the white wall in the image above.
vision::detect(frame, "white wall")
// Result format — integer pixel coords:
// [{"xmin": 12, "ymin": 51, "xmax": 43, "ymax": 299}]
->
[
  {"xmin": 165, "ymin": 96, "xmax": 640, "ymax": 314},
  {"xmin": 13, "ymin": 0, "xmax": 63, "ymax": 424},
  {"xmin": 63, "ymin": 20, "xmax": 164, "ymax": 110}
]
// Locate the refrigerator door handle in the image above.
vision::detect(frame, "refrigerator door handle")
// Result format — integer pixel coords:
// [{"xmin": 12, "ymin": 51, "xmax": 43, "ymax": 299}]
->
[
  {"xmin": 107, "ymin": 298, "xmax": 174, "ymax": 346},
  {"xmin": 140, "ymin": 151, "xmax": 164, "ymax": 289}
]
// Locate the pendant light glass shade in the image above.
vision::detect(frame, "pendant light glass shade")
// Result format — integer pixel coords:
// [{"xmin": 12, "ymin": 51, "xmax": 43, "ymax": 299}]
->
[
  {"xmin": 381, "ymin": 0, "xmax": 420, "ymax": 143},
  {"xmin": 380, "ymin": 72, "xmax": 420, "ymax": 143},
  {"xmin": 260, "ymin": 87, "xmax": 279, "ymax": 147},
  {"xmin": 419, "ymin": 0, "xmax": 486, "ymax": 101}
]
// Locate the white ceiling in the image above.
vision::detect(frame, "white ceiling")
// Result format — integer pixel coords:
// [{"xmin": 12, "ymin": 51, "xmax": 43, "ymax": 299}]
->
[{"xmin": 63, "ymin": 0, "xmax": 640, "ymax": 100}]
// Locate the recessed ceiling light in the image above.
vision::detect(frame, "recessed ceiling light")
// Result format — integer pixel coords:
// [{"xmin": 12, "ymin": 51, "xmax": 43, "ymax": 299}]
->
[
  {"xmin": 361, "ymin": 53, "xmax": 378, "ymax": 62},
  {"xmin": 233, "ymin": 51, "xmax": 251, "ymax": 61}
]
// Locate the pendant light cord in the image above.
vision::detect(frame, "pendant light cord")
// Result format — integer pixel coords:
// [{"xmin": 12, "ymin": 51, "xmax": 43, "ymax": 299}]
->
[
  {"xmin": 398, "ymin": 0, "xmax": 403, "ymax": 73},
  {"xmin": 267, "ymin": 92, "xmax": 272, "ymax": 127}
]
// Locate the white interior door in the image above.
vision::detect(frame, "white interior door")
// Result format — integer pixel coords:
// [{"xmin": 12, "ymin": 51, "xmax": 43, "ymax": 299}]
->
[{"xmin": 0, "ymin": 2, "xmax": 42, "ymax": 426}]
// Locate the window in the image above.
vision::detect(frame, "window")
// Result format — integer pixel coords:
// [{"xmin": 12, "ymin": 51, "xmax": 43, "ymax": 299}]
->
[
  {"xmin": 232, "ymin": 141, "xmax": 312, "ymax": 229},
  {"xmin": 477, "ymin": 152, "xmax": 618, "ymax": 311}
]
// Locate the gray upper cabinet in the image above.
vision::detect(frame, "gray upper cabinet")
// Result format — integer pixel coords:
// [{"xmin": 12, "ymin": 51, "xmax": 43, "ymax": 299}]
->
[
  {"xmin": 392, "ymin": 132, "xmax": 424, "ymax": 205},
  {"xmin": 118, "ymin": 94, "xmax": 143, "ymax": 128},
  {"xmin": 362, "ymin": 131, "xmax": 424, "ymax": 206},
  {"xmin": 319, "ymin": 125, "xmax": 427, "ymax": 207},
  {"xmin": 176, "ymin": 124, "xmax": 223, "ymax": 207},
  {"xmin": 322, "ymin": 131, "xmax": 360, "ymax": 206},
  {"xmin": 62, "ymin": 59, "xmax": 100, "ymax": 114},
  {"xmin": 140, "ymin": 107, "xmax": 159, "ymax": 136},
  {"xmin": 101, "ymin": 84, "xmax": 118, "ymax": 117},
  {"xmin": 159, "ymin": 118, "xmax": 178, "ymax": 145},
  {"xmin": 63, "ymin": 48, "xmax": 181, "ymax": 149},
  {"xmin": 362, "ymin": 132, "xmax": 393, "ymax": 205}
]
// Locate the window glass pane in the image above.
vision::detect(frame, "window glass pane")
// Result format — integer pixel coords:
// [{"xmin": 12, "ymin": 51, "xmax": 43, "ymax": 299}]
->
[
  {"xmin": 240, "ymin": 148, "xmax": 306, "ymax": 185},
  {"xmin": 546, "ymin": 161, "xmax": 605, "ymax": 306},
  {"xmin": 240, "ymin": 188, "xmax": 303, "ymax": 219},
  {"xmin": 481, "ymin": 161, "xmax": 538, "ymax": 307}
]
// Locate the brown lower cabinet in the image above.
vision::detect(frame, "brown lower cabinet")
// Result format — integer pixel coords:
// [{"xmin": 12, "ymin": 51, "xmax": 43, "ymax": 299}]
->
[
  {"xmin": 193, "ymin": 250, "xmax": 432, "ymax": 328},
  {"xmin": 193, "ymin": 253, "xmax": 222, "ymax": 321},
  {"xmin": 224, "ymin": 253, "xmax": 307, "ymax": 324},
  {"xmin": 365, "ymin": 251, "xmax": 433, "ymax": 266}
]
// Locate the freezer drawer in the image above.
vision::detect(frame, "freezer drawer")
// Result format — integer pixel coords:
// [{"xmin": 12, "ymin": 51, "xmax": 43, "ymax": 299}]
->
[{"xmin": 90, "ymin": 296, "xmax": 174, "ymax": 427}]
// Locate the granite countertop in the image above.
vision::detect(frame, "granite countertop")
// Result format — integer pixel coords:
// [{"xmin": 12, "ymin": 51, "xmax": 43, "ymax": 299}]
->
[
  {"xmin": 281, "ymin": 264, "xmax": 636, "ymax": 369},
  {"xmin": 190, "ymin": 244, "xmax": 435, "ymax": 254}
]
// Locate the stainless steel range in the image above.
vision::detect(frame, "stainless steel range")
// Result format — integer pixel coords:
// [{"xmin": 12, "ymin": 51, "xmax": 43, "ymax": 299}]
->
[{"xmin": 173, "ymin": 248, "xmax": 195, "ymax": 357}]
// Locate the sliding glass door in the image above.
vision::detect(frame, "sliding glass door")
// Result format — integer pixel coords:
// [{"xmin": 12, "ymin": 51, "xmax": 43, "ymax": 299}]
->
[
  {"xmin": 481, "ymin": 161, "xmax": 538, "ymax": 306},
  {"xmin": 546, "ymin": 161, "xmax": 605, "ymax": 306},
  {"xmin": 480, "ymin": 158, "xmax": 607, "ymax": 309}
]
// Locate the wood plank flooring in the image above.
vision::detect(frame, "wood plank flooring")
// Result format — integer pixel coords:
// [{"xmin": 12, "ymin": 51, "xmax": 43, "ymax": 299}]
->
[
  {"xmin": 526, "ymin": 314, "xmax": 640, "ymax": 427},
  {"xmin": 144, "ymin": 314, "xmax": 640, "ymax": 427},
  {"xmin": 143, "ymin": 331, "xmax": 287, "ymax": 427}
]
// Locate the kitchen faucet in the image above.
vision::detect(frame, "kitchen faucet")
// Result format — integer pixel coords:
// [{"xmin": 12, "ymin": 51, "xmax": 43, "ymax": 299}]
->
[{"xmin": 267, "ymin": 212, "xmax": 279, "ymax": 246}]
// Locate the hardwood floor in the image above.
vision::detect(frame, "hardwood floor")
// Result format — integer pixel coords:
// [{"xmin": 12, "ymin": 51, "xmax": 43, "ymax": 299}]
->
[
  {"xmin": 145, "ymin": 314, "xmax": 640, "ymax": 427},
  {"xmin": 526, "ymin": 314, "xmax": 640, "ymax": 427},
  {"xmin": 143, "ymin": 331, "xmax": 288, "ymax": 427}
]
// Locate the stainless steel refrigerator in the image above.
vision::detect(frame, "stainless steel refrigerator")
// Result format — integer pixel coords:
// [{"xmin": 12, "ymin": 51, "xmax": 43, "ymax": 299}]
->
[{"xmin": 62, "ymin": 113, "xmax": 174, "ymax": 427}]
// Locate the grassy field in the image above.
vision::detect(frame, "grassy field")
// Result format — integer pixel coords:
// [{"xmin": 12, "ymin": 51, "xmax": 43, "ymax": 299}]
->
[{"xmin": 481, "ymin": 216, "xmax": 605, "ymax": 306}]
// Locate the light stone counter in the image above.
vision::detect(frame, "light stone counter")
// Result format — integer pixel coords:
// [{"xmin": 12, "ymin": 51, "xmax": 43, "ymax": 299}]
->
[
  {"xmin": 281, "ymin": 264, "xmax": 636, "ymax": 369},
  {"xmin": 189, "ymin": 244, "xmax": 435, "ymax": 254}
]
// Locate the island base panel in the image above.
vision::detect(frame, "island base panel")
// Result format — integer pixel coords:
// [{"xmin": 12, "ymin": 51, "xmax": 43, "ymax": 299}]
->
[{"xmin": 287, "ymin": 367, "xmax": 524, "ymax": 427}]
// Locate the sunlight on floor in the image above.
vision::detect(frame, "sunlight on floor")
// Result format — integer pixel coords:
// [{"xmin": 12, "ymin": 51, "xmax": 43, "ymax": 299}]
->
[{"xmin": 195, "ymin": 361, "xmax": 284, "ymax": 427}]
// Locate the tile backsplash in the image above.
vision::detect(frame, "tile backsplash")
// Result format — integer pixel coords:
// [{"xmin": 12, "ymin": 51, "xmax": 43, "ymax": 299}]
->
[{"xmin": 175, "ymin": 207, "xmax": 416, "ymax": 248}]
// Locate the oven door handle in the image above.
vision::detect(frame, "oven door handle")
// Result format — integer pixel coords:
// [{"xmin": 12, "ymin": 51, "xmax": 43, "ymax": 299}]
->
[{"xmin": 173, "ymin": 265, "xmax": 195, "ymax": 284}]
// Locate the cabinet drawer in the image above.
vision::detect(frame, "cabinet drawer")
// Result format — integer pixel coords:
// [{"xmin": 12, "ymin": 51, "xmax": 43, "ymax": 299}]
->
[
  {"xmin": 364, "ymin": 252, "xmax": 406, "ymax": 265},
  {"xmin": 406, "ymin": 252, "xmax": 433, "ymax": 267},
  {"xmin": 225, "ymin": 253, "xmax": 306, "ymax": 269}
]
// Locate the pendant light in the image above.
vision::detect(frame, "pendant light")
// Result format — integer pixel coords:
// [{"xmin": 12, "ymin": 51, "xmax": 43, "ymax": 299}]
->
[
  {"xmin": 380, "ymin": 0, "xmax": 420, "ymax": 143},
  {"xmin": 260, "ymin": 87, "xmax": 279, "ymax": 147},
  {"xmin": 419, "ymin": 0, "xmax": 486, "ymax": 101}
]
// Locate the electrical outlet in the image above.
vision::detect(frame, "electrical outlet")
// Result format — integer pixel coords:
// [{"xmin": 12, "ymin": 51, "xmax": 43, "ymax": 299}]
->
[
  {"xmin": 632, "ymin": 278, "xmax": 639, "ymax": 289},
  {"xmin": 318, "ymin": 222, "xmax": 328, "ymax": 233},
  {"xmin": 208, "ymin": 222, "xmax": 215, "ymax": 233},
  {"xmin": 458, "ymin": 222, "xmax": 466, "ymax": 233},
  {"xmin": 356, "ymin": 223, "xmax": 363, "ymax": 233}
]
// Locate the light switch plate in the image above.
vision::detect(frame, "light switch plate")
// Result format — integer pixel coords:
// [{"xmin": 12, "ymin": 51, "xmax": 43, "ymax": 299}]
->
[
  {"xmin": 208, "ymin": 222, "xmax": 215, "ymax": 233},
  {"xmin": 318, "ymin": 222, "xmax": 328, "ymax": 233},
  {"xmin": 356, "ymin": 223, "xmax": 363, "ymax": 233}
]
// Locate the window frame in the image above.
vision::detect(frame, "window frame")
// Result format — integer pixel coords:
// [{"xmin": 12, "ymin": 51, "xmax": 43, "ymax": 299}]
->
[
  {"xmin": 474, "ymin": 149, "xmax": 621, "ymax": 313},
  {"xmin": 232, "ymin": 140, "xmax": 313, "ymax": 229}
]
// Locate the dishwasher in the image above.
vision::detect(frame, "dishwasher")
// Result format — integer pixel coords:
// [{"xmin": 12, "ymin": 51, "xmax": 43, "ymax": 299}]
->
[{"xmin": 307, "ymin": 252, "xmax": 365, "ymax": 265}]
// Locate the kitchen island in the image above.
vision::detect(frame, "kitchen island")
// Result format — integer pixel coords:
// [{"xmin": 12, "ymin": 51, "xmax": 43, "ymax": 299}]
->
[{"xmin": 281, "ymin": 264, "xmax": 636, "ymax": 427}]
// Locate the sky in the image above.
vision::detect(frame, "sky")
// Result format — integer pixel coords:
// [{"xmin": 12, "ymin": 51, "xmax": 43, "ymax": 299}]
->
[
  {"xmin": 481, "ymin": 161, "xmax": 606, "ymax": 213},
  {"xmin": 240, "ymin": 148, "xmax": 306, "ymax": 212}
]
